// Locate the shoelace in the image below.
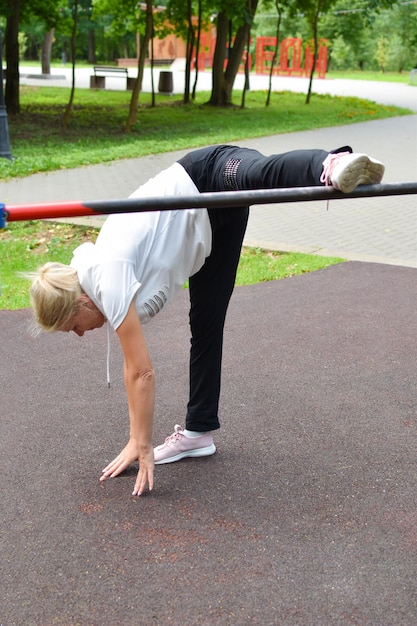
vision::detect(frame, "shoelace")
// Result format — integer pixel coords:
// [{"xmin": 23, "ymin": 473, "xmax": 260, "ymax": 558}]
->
[
  {"xmin": 320, "ymin": 151, "xmax": 351, "ymax": 187},
  {"xmin": 320, "ymin": 151, "xmax": 351, "ymax": 211},
  {"xmin": 164, "ymin": 425, "xmax": 183, "ymax": 446}
]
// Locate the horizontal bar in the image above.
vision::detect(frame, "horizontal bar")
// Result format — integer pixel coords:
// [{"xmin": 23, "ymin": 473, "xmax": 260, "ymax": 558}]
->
[{"xmin": 2, "ymin": 182, "xmax": 417, "ymax": 226}]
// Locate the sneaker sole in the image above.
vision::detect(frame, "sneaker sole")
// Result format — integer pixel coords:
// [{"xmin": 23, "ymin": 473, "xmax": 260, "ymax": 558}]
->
[
  {"xmin": 334, "ymin": 154, "xmax": 385, "ymax": 193},
  {"xmin": 154, "ymin": 443, "xmax": 216, "ymax": 465}
]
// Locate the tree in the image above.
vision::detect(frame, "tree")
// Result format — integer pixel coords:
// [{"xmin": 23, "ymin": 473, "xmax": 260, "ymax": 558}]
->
[
  {"xmin": 165, "ymin": 0, "xmax": 211, "ymax": 104},
  {"xmin": 292, "ymin": 0, "xmax": 336, "ymax": 104},
  {"xmin": 191, "ymin": 0, "xmax": 203, "ymax": 99},
  {"xmin": 320, "ymin": 0, "xmax": 371, "ymax": 70},
  {"xmin": 93, "ymin": 0, "xmax": 158, "ymax": 130},
  {"xmin": 372, "ymin": 1, "xmax": 417, "ymax": 72},
  {"xmin": 0, "ymin": 0, "xmax": 61, "ymax": 114},
  {"xmin": 41, "ymin": 28, "xmax": 54, "ymax": 74},
  {"xmin": 62, "ymin": 0, "xmax": 79, "ymax": 130},
  {"xmin": 165, "ymin": 0, "xmax": 195, "ymax": 104},
  {"xmin": 265, "ymin": 0, "xmax": 283, "ymax": 106},
  {"xmin": 305, "ymin": 0, "xmax": 325, "ymax": 104},
  {"xmin": 184, "ymin": 0, "xmax": 195, "ymax": 104},
  {"xmin": 3, "ymin": 0, "xmax": 20, "ymax": 113},
  {"xmin": 208, "ymin": 0, "xmax": 259, "ymax": 106},
  {"xmin": 125, "ymin": 0, "xmax": 154, "ymax": 131},
  {"xmin": 318, "ymin": 0, "xmax": 398, "ymax": 71}
]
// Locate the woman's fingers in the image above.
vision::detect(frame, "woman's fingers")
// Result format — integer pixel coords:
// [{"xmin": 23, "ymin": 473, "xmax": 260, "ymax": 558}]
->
[
  {"xmin": 99, "ymin": 444, "xmax": 154, "ymax": 496},
  {"xmin": 132, "ymin": 465, "xmax": 154, "ymax": 497},
  {"xmin": 100, "ymin": 453, "xmax": 127, "ymax": 480}
]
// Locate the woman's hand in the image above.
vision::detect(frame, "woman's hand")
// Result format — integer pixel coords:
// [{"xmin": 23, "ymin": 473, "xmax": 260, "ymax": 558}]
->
[
  {"xmin": 107, "ymin": 301, "xmax": 156, "ymax": 496},
  {"xmin": 100, "ymin": 438, "xmax": 154, "ymax": 496},
  {"xmin": 132, "ymin": 446, "xmax": 155, "ymax": 497}
]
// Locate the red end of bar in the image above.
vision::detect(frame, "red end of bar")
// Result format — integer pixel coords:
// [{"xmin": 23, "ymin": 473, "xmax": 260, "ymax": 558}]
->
[{"xmin": 5, "ymin": 201, "xmax": 97, "ymax": 222}]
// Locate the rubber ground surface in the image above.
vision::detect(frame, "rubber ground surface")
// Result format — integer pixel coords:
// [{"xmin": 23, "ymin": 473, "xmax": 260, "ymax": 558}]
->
[{"xmin": 1, "ymin": 261, "xmax": 417, "ymax": 625}]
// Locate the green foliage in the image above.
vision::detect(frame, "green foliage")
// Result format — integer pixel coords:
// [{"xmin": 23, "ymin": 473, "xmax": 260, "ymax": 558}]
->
[
  {"xmin": 20, "ymin": 0, "xmax": 64, "ymax": 27},
  {"xmin": 236, "ymin": 247, "xmax": 344, "ymax": 285},
  {"xmin": 92, "ymin": 0, "xmax": 144, "ymax": 36},
  {"xmin": 385, "ymin": 33, "xmax": 408, "ymax": 73},
  {"xmin": 375, "ymin": 36, "xmax": 390, "ymax": 73},
  {"xmin": 328, "ymin": 35, "xmax": 355, "ymax": 70},
  {"xmin": 0, "ymin": 86, "xmax": 409, "ymax": 180},
  {"xmin": 255, "ymin": 0, "xmax": 417, "ymax": 73},
  {"xmin": 16, "ymin": 0, "xmax": 417, "ymax": 73},
  {"xmin": 0, "ymin": 221, "xmax": 99, "ymax": 309},
  {"xmin": 18, "ymin": 32, "xmax": 28, "ymax": 60}
]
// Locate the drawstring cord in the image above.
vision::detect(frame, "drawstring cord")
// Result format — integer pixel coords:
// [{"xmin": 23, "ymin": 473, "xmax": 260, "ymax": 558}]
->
[{"xmin": 106, "ymin": 321, "xmax": 111, "ymax": 388}]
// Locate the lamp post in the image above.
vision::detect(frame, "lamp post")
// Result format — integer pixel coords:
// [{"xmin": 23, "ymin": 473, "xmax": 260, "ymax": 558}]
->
[{"xmin": 0, "ymin": 31, "xmax": 12, "ymax": 161}]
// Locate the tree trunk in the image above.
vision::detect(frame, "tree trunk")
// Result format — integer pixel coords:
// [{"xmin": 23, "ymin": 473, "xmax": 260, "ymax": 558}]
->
[
  {"xmin": 208, "ymin": 0, "xmax": 258, "ymax": 106},
  {"xmin": 240, "ymin": 25, "xmax": 251, "ymax": 108},
  {"xmin": 150, "ymin": 35, "xmax": 155, "ymax": 107},
  {"xmin": 306, "ymin": 0, "xmax": 322, "ymax": 105},
  {"xmin": 62, "ymin": 0, "xmax": 78, "ymax": 131},
  {"xmin": 191, "ymin": 0, "xmax": 202, "ymax": 100},
  {"xmin": 208, "ymin": 11, "xmax": 229, "ymax": 105},
  {"xmin": 183, "ymin": 0, "xmax": 195, "ymax": 104},
  {"xmin": 41, "ymin": 28, "xmax": 54, "ymax": 75},
  {"xmin": 266, "ymin": 0, "xmax": 282, "ymax": 106},
  {"xmin": 88, "ymin": 27, "xmax": 96, "ymax": 64},
  {"xmin": 4, "ymin": 0, "xmax": 20, "ymax": 115},
  {"xmin": 126, "ymin": 0, "xmax": 153, "ymax": 132}
]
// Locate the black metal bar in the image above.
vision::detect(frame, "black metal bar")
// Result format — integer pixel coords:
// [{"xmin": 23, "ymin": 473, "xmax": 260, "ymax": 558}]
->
[
  {"xmin": 2, "ymin": 182, "xmax": 417, "ymax": 226},
  {"xmin": 82, "ymin": 182, "xmax": 417, "ymax": 215}
]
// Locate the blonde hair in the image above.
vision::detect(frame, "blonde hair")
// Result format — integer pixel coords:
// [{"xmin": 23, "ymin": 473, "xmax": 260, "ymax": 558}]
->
[{"xmin": 29, "ymin": 262, "xmax": 82, "ymax": 332}]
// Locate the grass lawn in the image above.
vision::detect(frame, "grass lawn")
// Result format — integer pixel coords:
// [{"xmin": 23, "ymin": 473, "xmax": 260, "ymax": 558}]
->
[
  {"xmin": 0, "ymin": 221, "xmax": 345, "ymax": 310},
  {"xmin": 325, "ymin": 70, "xmax": 415, "ymax": 83}
]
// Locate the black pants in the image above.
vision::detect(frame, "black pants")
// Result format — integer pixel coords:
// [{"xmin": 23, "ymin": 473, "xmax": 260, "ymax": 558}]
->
[{"xmin": 178, "ymin": 145, "xmax": 328, "ymax": 431}]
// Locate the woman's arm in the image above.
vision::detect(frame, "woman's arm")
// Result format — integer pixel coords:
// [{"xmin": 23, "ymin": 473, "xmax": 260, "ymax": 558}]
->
[{"xmin": 100, "ymin": 301, "xmax": 155, "ymax": 496}]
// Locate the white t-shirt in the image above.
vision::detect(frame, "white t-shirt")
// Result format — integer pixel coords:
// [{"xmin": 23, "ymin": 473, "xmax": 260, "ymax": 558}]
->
[{"xmin": 70, "ymin": 163, "xmax": 212, "ymax": 329}]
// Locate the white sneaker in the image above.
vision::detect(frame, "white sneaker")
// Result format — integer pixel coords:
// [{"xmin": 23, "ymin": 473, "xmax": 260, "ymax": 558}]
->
[
  {"xmin": 320, "ymin": 152, "xmax": 385, "ymax": 193},
  {"xmin": 154, "ymin": 425, "xmax": 216, "ymax": 464}
]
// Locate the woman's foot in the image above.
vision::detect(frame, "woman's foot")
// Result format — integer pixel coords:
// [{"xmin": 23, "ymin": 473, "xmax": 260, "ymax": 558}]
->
[
  {"xmin": 321, "ymin": 152, "xmax": 385, "ymax": 193},
  {"xmin": 154, "ymin": 425, "xmax": 216, "ymax": 464}
]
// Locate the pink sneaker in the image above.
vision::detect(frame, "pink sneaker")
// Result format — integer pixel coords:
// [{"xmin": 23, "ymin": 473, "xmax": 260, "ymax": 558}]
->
[
  {"xmin": 154, "ymin": 425, "xmax": 216, "ymax": 465},
  {"xmin": 320, "ymin": 152, "xmax": 385, "ymax": 193}
]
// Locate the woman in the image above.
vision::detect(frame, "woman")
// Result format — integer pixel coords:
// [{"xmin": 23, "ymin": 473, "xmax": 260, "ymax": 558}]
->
[{"xmin": 29, "ymin": 144, "xmax": 385, "ymax": 496}]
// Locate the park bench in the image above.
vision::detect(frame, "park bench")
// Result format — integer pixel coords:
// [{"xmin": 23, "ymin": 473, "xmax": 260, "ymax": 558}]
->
[{"xmin": 90, "ymin": 66, "xmax": 134, "ymax": 90}]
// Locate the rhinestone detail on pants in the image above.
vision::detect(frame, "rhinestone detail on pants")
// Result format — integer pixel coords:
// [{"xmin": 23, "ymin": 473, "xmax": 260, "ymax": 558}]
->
[{"xmin": 223, "ymin": 158, "xmax": 242, "ymax": 191}]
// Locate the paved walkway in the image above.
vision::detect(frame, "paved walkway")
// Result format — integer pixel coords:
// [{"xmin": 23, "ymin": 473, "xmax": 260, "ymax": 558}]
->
[
  {"xmin": 2, "ymin": 69, "xmax": 417, "ymax": 268},
  {"xmin": 18, "ymin": 63, "xmax": 417, "ymax": 112}
]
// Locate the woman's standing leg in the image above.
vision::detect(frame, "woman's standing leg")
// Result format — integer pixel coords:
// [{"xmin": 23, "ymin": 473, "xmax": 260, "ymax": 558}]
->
[
  {"xmin": 186, "ymin": 205, "xmax": 249, "ymax": 432},
  {"xmin": 153, "ymin": 204, "xmax": 248, "ymax": 463}
]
